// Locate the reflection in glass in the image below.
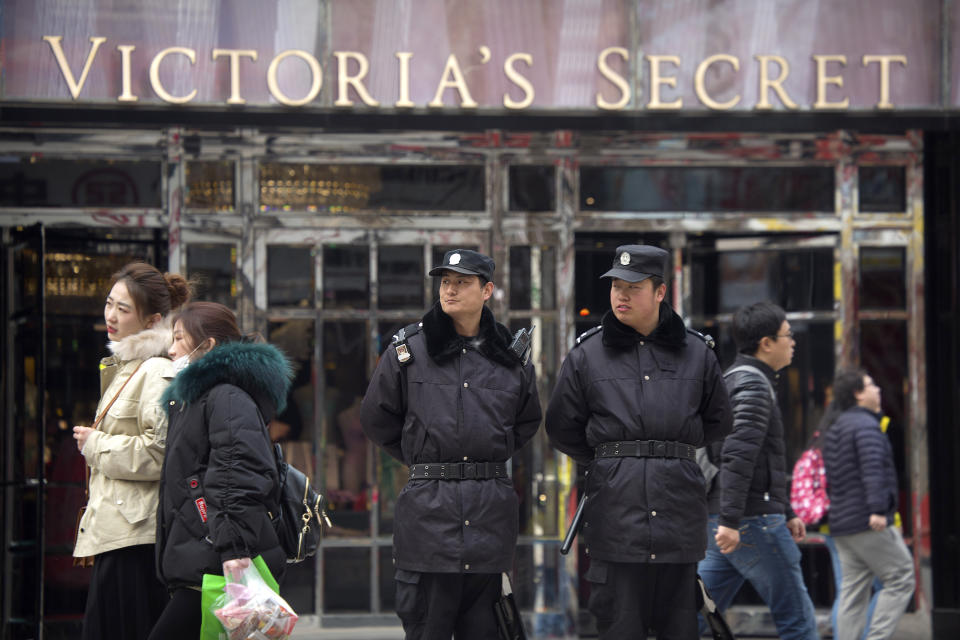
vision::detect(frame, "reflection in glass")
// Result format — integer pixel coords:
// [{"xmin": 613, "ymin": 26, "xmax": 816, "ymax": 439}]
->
[
  {"xmin": 581, "ymin": 166, "xmax": 834, "ymax": 212},
  {"xmin": 509, "ymin": 165, "xmax": 555, "ymax": 211},
  {"xmin": 185, "ymin": 161, "xmax": 234, "ymax": 211},
  {"xmin": 323, "ymin": 245, "xmax": 368, "ymax": 309},
  {"xmin": 186, "ymin": 244, "xmax": 236, "ymax": 307},
  {"xmin": 0, "ymin": 158, "xmax": 162, "ymax": 207},
  {"xmin": 323, "ymin": 547, "xmax": 370, "ymax": 612},
  {"xmin": 378, "ymin": 246, "xmax": 424, "ymax": 309},
  {"xmin": 541, "ymin": 246, "xmax": 557, "ymax": 310},
  {"xmin": 510, "ymin": 247, "xmax": 532, "ymax": 310},
  {"xmin": 323, "ymin": 321, "xmax": 369, "ymax": 536},
  {"xmin": 859, "ymin": 247, "xmax": 906, "ymax": 310},
  {"xmin": 691, "ymin": 247, "xmax": 834, "ymax": 315},
  {"xmin": 259, "ymin": 163, "xmax": 484, "ymax": 212},
  {"xmin": 268, "ymin": 246, "xmax": 314, "ymax": 307},
  {"xmin": 859, "ymin": 166, "xmax": 906, "ymax": 213}
]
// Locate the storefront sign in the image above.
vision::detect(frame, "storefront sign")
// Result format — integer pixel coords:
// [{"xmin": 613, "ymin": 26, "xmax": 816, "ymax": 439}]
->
[{"xmin": 0, "ymin": 0, "xmax": 948, "ymax": 112}]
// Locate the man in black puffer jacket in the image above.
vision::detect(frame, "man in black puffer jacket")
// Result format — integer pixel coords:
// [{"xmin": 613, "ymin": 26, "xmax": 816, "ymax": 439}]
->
[
  {"xmin": 698, "ymin": 302, "xmax": 819, "ymax": 640},
  {"xmin": 361, "ymin": 249, "xmax": 542, "ymax": 640},
  {"xmin": 822, "ymin": 369, "xmax": 914, "ymax": 640},
  {"xmin": 546, "ymin": 245, "xmax": 732, "ymax": 639}
]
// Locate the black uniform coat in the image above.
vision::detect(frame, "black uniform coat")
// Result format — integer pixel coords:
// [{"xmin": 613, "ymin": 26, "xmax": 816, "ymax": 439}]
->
[
  {"xmin": 360, "ymin": 303, "xmax": 542, "ymax": 574},
  {"xmin": 822, "ymin": 406, "xmax": 898, "ymax": 536},
  {"xmin": 546, "ymin": 305, "xmax": 732, "ymax": 564},
  {"xmin": 708, "ymin": 355, "xmax": 797, "ymax": 529},
  {"xmin": 156, "ymin": 342, "xmax": 292, "ymax": 589}
]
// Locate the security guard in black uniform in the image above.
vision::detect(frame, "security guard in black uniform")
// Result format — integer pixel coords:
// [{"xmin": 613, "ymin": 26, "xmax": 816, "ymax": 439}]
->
[
  {"xmin": 361, "ymin": 249, "xmax": 542, "ymax": 640},
  {"xmin": 546, "ymin": 244, "xmax": 733, "ymax": 639}
]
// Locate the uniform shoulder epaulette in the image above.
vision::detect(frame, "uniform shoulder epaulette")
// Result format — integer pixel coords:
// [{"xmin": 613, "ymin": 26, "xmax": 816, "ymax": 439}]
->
[
  {"xmin": 686, "ymin": 328, "xmax": 716, "ymax": 350},
  {"xmin": 391, "ymin": 322, "xmax": 422, "ymax": 365},
  {"xmin": 574, "ymin": 325, "xmax": 602, "ymax": 347}
]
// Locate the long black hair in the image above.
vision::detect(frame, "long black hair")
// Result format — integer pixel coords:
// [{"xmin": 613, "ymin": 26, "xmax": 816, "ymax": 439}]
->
[{"xmin": 814, "ymin": 368, "xmax": 868, "ymax": 444}]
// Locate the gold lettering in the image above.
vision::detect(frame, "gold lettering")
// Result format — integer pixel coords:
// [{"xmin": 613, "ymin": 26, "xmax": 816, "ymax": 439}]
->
[
  {"xmin": 42, "ymin": 36, "xmax": 106, "ymax": 100},
  {"xmin": 503, "ymin": 53, "xmax": 534, "ymax": 109},
  {"xmin": 694, "ymin": 54, "xmax": 740, "ymax": 110},
  {"xmin": 596, "ymin": 47, "xmax": 630, "ymax": 110},
  {"xmin": 755, "ymin": 55, "xmax": 798, "ymax": 110},
  {"xmin": 149, "ymin": 47, "xmax": 197, "ymax": 104},
  {"xmin": 814, "ymin": 54, "xmax": 849, "ymax": 109},
  {"xmin": 862, "ymin": 54, "xmax": 907, "ymax": 109},
  {"xmin": 267, "ymin": 49, "xmax": 322, "ymax": 107},
  {"xmin": 395, "ymin": 52, "xmax": 414, "ymax": 108},
  {"xmin": 117, "ymin": 45, "xmax": 137, "ymax": 102},
  {"xmin": 212, "ymin": 49, "xmax": 258, "ymax": 105},
  {"xmin": 334, "ymin": 51, "xmax": 380, "ymax": 107},
  {"xmin": 429, "ymin": 54, "xmax": 477, "ymax": 108},
  {"xmin": 647, "ymin": 55, "xmax": 682, "ymax": 109}
]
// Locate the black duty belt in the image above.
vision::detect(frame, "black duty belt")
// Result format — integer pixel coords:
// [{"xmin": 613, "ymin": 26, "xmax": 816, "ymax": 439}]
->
[
  {"xmin": 409, "ymin": 462, "xmax": 508, "ymax": 481},
  {"xmin": 595, "ymin": 440, "xmax": 696, "ymax": 461}
]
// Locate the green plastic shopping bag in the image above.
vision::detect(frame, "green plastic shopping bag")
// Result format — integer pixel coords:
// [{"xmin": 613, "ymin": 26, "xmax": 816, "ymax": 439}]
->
[{"xmin": 199, "ymin": 555, "xmax": 285, "ymax": 640}]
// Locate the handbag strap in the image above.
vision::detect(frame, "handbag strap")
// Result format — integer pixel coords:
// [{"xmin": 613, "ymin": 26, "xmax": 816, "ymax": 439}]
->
[{"xmin": 82, "ymin": 359, "xmax": 146, "ymax": 499}]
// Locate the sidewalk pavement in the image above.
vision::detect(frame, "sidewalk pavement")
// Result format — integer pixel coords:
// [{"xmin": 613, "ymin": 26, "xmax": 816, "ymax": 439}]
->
[{"xmin": 288, "ymin": 609, "xmax": 931, "ymax": 639}]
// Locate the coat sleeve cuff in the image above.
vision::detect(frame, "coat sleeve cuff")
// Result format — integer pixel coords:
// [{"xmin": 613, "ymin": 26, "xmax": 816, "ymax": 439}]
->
[{"xmin": 718, "ymin": 516, "xmax": 740, "ymax": 529}]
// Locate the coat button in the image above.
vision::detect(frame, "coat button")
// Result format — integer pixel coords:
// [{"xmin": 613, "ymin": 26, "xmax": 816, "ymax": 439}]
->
[
  {"xmin": 639, "ymin": 341, "xmax": 644, "ymax": 346},
  {"xmin": 651, "ymin": 510, "xmax": 657, "ymax": 516},
  {"xmin": 644, "ymin": 375, "xmax": 650, "ymax": 381},
  {"xmin": 462, "ymin": 348, "xmax": 467, "ymax": 354},
  {"xmin": 651, "ymin": 554, "xmax": 656, "ymax": 560},
  {"xmin": 463, "ymin": 382, "xmax": 469, "ymax": 388},
  {"xmin": 169, "ymin": 401, "xmax": 175, "ymax": 406},
  {"xmin": 464, "ymin": 520, "xmax": 470, "ymax": 526},
  {"xmin": 464, "ymin": 563, "xmax": 470, "ymax": 570},
  {"xmin": 116, "ymin": 499, "xmax": 123, "ymax": 505},
  {"xmin": 463, "ymin": 456, "xmax": 469, "ymax": 461}
]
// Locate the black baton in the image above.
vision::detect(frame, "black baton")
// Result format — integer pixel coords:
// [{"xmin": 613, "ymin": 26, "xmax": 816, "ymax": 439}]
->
[{"xmin": 560, "ymin": 495, "xmax": 587, "ymax": 555}]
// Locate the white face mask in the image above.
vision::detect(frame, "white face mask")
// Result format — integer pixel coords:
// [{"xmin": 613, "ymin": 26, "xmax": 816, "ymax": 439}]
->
[{"xmin": 172, "ymin": 343, "xmax": 203, "ymax": 374}]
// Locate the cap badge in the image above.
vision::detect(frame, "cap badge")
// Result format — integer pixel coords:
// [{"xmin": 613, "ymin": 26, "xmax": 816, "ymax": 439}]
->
[
  {"xmin": 620, "ymin": 251, "xmax": 631, "ymax": 266},
  {"xmin": 449, "ymin": 253, "xmax": 461, "ymax": 265}
]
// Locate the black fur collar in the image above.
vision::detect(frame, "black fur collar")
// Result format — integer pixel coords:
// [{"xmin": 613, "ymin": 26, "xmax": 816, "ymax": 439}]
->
[
  {"xmin": 601, "ymin": 302, "xmax": 687, "ymax": 350},
  {"xmin": 422, "ymin": 302, "xmax": 520, "ymax": 368}
]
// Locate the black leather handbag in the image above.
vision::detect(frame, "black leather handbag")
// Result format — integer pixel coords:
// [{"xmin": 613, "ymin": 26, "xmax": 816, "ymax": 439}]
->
[
  {"xmin": 493, "ymin": 572, "xmax": 527, "ymax": 640},
  {"xmin": 274, "ymin": 444, "xmax": 330, "ymax": 563}
]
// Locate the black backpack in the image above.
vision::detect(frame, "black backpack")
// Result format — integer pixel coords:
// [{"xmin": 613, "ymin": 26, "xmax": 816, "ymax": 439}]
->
[{"xmin": 273, "ymin": 444, "xmax": 331, "ymax": 563}]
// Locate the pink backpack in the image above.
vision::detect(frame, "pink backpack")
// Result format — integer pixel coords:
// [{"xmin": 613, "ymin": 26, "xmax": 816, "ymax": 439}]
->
[{"xmin": 790, "ymin": 436, "xmax": 830, "ymax": 525}]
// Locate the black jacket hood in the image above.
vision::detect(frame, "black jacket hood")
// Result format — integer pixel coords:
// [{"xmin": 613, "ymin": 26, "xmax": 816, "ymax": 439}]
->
[
  {"xmin": 601, "ymin": 302, "xmax": 687, "ymax": 350},
  {"xmin": 422, "ymin": 301, "xmax": 520, "ymax": 368},
  {"xmin": 162, "ymin": 342, "xmax": 292, "ymax": 421}
]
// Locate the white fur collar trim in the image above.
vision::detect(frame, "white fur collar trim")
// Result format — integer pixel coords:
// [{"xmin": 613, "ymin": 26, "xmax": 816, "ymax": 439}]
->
[{"xmin": 107, "ymin": 314, "xmax": 174, "ymax": 362}]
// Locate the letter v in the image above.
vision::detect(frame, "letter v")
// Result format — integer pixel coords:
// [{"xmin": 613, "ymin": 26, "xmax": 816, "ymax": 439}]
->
[{"xmin": 43, "ymin": 36, "xmax": 106, "ymax": 99}]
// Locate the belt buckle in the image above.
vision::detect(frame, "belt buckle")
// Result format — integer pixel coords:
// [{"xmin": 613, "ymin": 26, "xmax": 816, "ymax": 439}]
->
[
  {"xmin": 653, "ymin": 441, "xmax": 667, "ymax": 457},
  {"xmin": 464, "ymin": 463, "xmax": 477, "ymax": 480}
]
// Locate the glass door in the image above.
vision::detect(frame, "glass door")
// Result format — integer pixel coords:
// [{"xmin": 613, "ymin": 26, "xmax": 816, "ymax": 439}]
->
[{"xmin": 2, "ymin": 224, "xmax": 45, "ymax": 638}]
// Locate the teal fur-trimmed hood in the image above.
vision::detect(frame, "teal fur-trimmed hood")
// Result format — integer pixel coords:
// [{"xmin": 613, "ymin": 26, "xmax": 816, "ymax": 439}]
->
[{"xmin": 162, "ymin": 341, "xmax": 293, "ymax": 421}]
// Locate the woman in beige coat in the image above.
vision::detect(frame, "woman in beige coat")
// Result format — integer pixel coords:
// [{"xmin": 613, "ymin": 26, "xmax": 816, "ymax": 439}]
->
[{"xmin": 72, "ymin": 262, "xmax": 189, "ymax": 640}]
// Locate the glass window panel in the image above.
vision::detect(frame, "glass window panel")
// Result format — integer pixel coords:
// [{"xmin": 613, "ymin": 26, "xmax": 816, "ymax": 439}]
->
[
  {"xmin": 186, "ymin": 244, "xmax": 236, "ymax": 308},
  {"xmin": 859, "ymin": 166, "xmax": 906, "ymax": 213},
  {"xmin": 259, "ymin": 163, "xmax": 484, "ymax": 212},
  {"xmin": 691, "ymin": 246, "xmax": 834, "ymax": 316},
  {"xmin": 509, "ymin": 165, "xmax": 555, "ymax": 212},
  {"xmin": 375, "ymin": 320, "xmax": 418, "ymax": 535},
  {"xmin": 378, "ymin": 246, "xmax": 424, "ymax": 309},
  {"xmin": 268, "ymin": 320, "xmax": 315, "ymax": 444},
  {"xmin": 860, "ymin": 247, "xmax": 906, "ymax": 310},
  {"xmin": 581, "ymin": 166, "xmax": 835, "ymax": 212},
  {"xmin": 860, "ymin": 321, "xmax": 909, "ymax": 534},
  {"xmin": 323, "ymin": 547, "xmax": 370, "ymax": 612},
  {"xmin": 323, "ymin": 245, "xmax": 369, "ymax": 310},
  {"xmin": 185, "ymin": 161, "xmax": 235, "ymax": 211},
  {"xmin": 0, "ymin": 158, "xmax": 162, "ymax": 207},
  {"xmin": 267, "ymin": 246, "xmax": 314, "ymax": 307},
  {"xmin": 323, "ymin": 321, "xmax": 370, "ymax": 536},
  {"xmin": 510, "ymin": 247, "xmax": 532, "ymax": 310}
]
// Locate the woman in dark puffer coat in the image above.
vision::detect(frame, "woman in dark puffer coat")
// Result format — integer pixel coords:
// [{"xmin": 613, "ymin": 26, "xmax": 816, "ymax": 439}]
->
[{"xmin": 148, "ymin": 302, "xmax": 292, "ymax": 639}]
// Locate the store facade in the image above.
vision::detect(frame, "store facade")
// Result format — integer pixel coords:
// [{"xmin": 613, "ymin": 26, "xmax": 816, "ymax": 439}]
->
[{"xmin": 2, "ymin": 1, "xmax": 958, "ymax": 638}]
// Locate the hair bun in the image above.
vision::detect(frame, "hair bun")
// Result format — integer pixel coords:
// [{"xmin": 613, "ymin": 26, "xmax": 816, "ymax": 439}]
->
[{"xmin": 164, "ymin": 273, "xmax": 192, "ymax": 310}]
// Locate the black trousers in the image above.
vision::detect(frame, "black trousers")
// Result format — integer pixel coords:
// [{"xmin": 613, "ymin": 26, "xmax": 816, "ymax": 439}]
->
[
  {"xmin": 81, "ymin": 544, "xmax": 167, "ymax": 640},
  {"xmin": 586, "ymin": 560, "xmax": 699, "ymax": 640},
  {"xmin": 395, "ymin": 571, "xmax": 501, "ymax": 640},
  {"xmin": 147, "ymin": 588, "xmax": 201, "ymax": 639}
]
